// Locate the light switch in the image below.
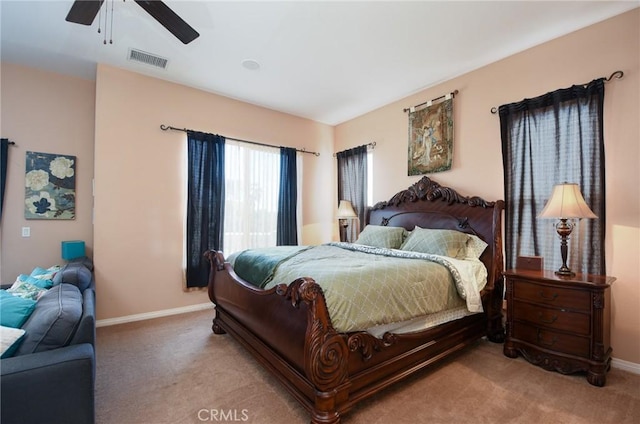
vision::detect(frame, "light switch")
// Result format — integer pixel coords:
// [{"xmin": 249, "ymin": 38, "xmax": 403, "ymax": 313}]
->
[{"xmin": 21, "ymin": 227, "xmax": 30, "ymax": 237}]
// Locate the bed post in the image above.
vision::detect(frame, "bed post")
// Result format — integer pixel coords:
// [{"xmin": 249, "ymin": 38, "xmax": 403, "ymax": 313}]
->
[
  {"xmin": 281, "ymin": 278, "xmax": 351, "ymax": 424},
  {"xmin": 485, "ymin": 200, "xmax": 505, "ymax": 343},
  {"xmin": 205, "ymin": 250, "xmax": 228, "ymax": 335}
]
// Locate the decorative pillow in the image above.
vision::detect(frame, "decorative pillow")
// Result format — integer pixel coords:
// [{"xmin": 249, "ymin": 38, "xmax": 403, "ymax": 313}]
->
[
  {"xmin": 27, "ymin": 265, "xmax": 60, "ymax": 289},
  {"xmin": 0, "ymin": 290, "xmax": 37, "ymax": 328},
  {"xmin": 0, "ymin": 325, "xmax": 26, "ymax": 358},
  {"xmin": 52, "ymin": 262, "xmax": 93, "ymax": 292},
  {"xmin": 6, "ymin": 280, "xmax": 48, "ymax": 301},
  {"xmin": 15, "ymin": 284, "xmax": 83, "ymax": 355},
  {"xmin": 400, "ymin": 227, "xmax": 471, "ymax": 258},
  {"xmin": 466, "ymin": 235, "xmax": 489, "ymax": 259},
  {"xmin": 16, "ymin": 274, "xmax": 53, "ymax": 289},
  {"xmin": 355, "ymin": 225, "xmax": 407, "ymax": 249}
]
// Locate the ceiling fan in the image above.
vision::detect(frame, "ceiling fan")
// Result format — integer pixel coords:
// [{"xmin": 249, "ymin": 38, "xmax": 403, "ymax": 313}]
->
[{"xmin": 65, "ymin": 0, "xmax": 199, "ymax": 44}]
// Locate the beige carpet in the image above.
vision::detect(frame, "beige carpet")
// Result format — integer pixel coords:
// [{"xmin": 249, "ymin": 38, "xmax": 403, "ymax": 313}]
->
[{"xmin": 96, "ymin": 309, "xmax": 640, "ymax": 424}]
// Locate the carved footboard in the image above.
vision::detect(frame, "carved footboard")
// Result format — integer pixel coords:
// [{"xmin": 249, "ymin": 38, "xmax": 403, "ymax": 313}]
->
[
  {"xmin": 206, "ymin": 249, "xmax": 500, "ymax": 424},
  {"xmin": 206, "ymin": 250, "xmax": 351, "ymax": 424}
]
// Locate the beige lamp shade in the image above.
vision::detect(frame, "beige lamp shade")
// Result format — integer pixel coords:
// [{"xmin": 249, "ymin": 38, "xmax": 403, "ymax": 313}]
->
[
  {"xmin": 538, "ymin": 183, "xmax": 597, "ymax": 219},
  {"xmin": 337, "ymin": 200, "xmax": 357, "ymax": 219}
]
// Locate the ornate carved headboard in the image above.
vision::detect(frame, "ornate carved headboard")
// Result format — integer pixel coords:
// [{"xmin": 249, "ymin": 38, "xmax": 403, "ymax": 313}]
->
[{"xmin": 366, "ymin": 176, "xmax": 505, "ymax": 291}]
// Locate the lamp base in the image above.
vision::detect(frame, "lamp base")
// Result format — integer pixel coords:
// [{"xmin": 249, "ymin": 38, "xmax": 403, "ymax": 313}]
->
[
  {"xmin": 554, "ymin": 218, "xmax": 575, "ymax": 278},
  {"xmin": 555, "ymin": 268, "xmax": 576, "ymax": 277}
]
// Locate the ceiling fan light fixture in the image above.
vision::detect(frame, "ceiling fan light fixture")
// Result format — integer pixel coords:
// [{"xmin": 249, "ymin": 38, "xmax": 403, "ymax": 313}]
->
[{"xmin": 241, "ymin": 59, "xmax": 261, "ymax": 71}]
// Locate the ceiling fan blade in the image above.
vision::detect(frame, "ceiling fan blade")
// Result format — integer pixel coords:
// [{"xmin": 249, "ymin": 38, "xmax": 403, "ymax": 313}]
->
[
  {"xmin": 65, "ymin": 0, "xmax": 104, "ymax": 25},
  {"xmin": 134, "ymin": 1, "xmax": 200, "ymax": 44}
]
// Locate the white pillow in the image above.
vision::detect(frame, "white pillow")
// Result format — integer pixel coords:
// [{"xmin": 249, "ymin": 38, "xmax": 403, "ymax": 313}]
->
[
  {"xmin": 0, "ymin": 325, "xmax": 26, "ymax": 358},
  {"xmin": 465, "ymin": 235, "xmax": 489, "ymax": 259}
]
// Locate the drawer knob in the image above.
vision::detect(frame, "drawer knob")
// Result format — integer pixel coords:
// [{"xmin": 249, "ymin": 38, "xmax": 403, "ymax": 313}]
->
[
  {"xmin": 538, "ymin": 291, "xmax": 558, "ymax": 301},
  {"xmin": 538, "ymin": 312, "xmax": 558, "ymax": 324},
  {"xmin": 537, "ymin": 329, "xmax": 557, "ymax": 347}
]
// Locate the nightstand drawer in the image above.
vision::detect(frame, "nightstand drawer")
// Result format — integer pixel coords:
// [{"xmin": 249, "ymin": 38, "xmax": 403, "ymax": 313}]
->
[
  {"xmin": 512, "ymin": 323, "xmax": 590, "ymax": 358},
  {"xmin": 512, "ymin": 301, "xmax": 590, "ymax": 335},
  {"xmin": 513, "ymin": 280, "xmax": 590, "ymax": 311}
]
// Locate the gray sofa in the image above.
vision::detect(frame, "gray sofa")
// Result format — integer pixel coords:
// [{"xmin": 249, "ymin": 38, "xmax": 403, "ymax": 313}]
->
[{"xmin": 1, "ymin": 257, "xmax": 96, "ymax": 424}]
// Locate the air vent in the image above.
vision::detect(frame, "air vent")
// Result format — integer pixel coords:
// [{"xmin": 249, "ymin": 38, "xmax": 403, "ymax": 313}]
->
[{"xmin": 127, "ymin": 48, "xmax": 169, "ymax": 69}]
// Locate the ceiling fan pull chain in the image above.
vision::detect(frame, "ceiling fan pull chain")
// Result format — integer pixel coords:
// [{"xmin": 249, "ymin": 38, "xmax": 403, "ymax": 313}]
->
[
  {"xmin": 109, "ymin": 0, "xmax": 115, "ymax": 44},
  {"xmin": 97, "ymin": 0, "xmax": 102, "ymax": 34}
]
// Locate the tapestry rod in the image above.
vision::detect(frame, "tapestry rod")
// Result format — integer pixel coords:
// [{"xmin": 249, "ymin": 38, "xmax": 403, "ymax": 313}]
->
[
  {"xmin": 159, "ymin": 124, "xmax": 320, "ymax": 156},
  {"xmin": 489, "ymin": 70, "xmax": 624, "ymax": 114},
  {"xmin": 403, "ymin": 90, "xmax": 458, "ymax": 113}
]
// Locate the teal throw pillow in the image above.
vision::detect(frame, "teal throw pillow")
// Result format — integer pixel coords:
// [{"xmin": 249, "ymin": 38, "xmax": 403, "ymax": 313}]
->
[
  {"xmin": 17, "ymin": 274, "xmax": 53, "ymax": 289},
  {"xmin": 0, "ymin": 290, "xmax": 37, "ymax": 328},
  {"xmin": 27, "ymin": 265, "xmax": 60, "ymax": 289}
]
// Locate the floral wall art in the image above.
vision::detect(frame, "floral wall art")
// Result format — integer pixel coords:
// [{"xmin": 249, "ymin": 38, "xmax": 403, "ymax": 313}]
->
[{"xmin": 25, "ymin": 151, "xmax": 76, "ymax": 219}]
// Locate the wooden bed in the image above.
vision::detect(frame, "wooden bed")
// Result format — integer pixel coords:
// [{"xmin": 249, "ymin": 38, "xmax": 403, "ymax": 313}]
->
[{"xmin": 205, "ymin": 176, "xmax": 505, "ymax": 424}]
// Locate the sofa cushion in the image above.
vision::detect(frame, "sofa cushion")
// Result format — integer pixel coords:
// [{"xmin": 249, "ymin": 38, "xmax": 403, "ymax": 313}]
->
[
  {"xmin": 15, "ymin": 284, "xmax": 83, "ymax": 356},
  {"xmin": 0, "ymin": 290, "xmax": 36, "ymax": 328},
  {"xmin": 0, "ymin": 325, "xmax": 26, "ymax": 358},
  {"xmin": 53, "ymin": 263, "xmax": 92, "ymax": 292}
]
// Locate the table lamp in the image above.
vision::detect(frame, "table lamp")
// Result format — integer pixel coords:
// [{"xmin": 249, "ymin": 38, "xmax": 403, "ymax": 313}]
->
[
  {"xmin": 337, "ymin": 200, "xmax": 357, "ymax": 242},
  {"xmin": 538, "ymin": 183, "xmax": 597, "ymax": 276}
]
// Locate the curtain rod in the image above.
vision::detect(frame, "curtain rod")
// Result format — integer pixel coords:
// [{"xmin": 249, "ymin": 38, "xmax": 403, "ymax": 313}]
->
[
  {"xmin": 490, "ymin": 70, "xmax": 624, "ymax": 114},
  {"xmin": 160, "ymin": 124, "xmax": 320, "ymax": 156},
  {"xmin": 403, "ymin": 90, "xmax": 458, "ymax": 113},
  {"xmin": 333, "ymin": 142, "xmax": 376, "ymax": 157}
]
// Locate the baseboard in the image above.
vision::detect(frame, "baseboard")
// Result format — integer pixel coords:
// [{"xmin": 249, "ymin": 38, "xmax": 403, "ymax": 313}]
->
[
  {"xmin": 611, "ymin": 357, "xmax": 640, "ymax": 375},
  {"xmin": 96, "ymin": 302, "xmax": 214, "ymax": 327}
]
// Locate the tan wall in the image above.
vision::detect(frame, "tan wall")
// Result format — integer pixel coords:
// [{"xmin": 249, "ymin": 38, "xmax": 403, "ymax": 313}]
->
[
  {"xmin": 335, "ymin": 9, "xmax": 640, "ymax": 364},
  {"xmin": 0, "ymin": 64, "xmax": 95, "ymax": 283},
  {"xmin": 93, "ymin": 64, "xmax": 335, "ymax": 320}
]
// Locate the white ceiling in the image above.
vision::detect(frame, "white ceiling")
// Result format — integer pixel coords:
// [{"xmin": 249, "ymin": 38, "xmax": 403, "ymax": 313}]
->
[{"xmin": 1, "ymin": 1, "xmax": 637, "ymax": 125}]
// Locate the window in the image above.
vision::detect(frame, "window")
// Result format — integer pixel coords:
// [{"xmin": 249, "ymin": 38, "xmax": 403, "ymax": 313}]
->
[
  {"xmin": 222, "ymin": 140, "xmax": 302, "ymax": 257},
  {"xmin": 367, "ymin": 150, "xmax": 373, "ymax": 207},
  {"xmin": 223, "ymin": 140, "xmax": 281, "ymax": 256},
  {"xmin": 184, "ymin": 131, "xmax": 302, "ymax": 288},
  {"xmin": 500, "ymin": 79, "xmax": 605, "ymax": 275}
]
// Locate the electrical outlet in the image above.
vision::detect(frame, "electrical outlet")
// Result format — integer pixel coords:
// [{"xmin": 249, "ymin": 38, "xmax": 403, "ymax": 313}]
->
[{"xmin": 21, "ymin": 227, "xmax": 30, "ymax": 237}]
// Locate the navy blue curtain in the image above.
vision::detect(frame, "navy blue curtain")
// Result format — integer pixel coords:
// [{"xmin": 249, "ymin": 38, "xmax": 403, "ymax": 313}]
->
[
  {"xmin": 337, "ymin": 145, "xmax": 368, "ymax": 242},
  {"xmin": 186, "ymin": 131, "xmax": 225, "ymax": 288},
  {"xmin": 500, "ymin": 78, "xmax": 605, "ymax": 275},
  {"xmin": 276, "ymin": 147, "xmax": 297, "ymax": 245},
  {"xmin": 0, "ymin": 139, "xmax": 9, "ymax": 221}
]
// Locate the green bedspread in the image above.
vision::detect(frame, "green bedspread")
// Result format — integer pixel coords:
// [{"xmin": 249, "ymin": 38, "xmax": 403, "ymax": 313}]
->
[{"xmin": 231, "ymin": 243, "xmax": 487, "ymax": 333}]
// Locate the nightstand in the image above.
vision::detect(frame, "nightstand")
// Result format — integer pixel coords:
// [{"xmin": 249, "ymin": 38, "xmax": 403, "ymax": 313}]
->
[{"xmin": 503, "ymin": 269, "xmax": 615, "ymax": 386}]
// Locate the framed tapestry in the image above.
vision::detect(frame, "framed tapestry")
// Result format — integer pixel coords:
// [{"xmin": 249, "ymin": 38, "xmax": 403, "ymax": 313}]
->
[
  {"xmin": 408, "ymin": 97, "xmax": 454, "ymax": 175},
  {"xmin": 25, "ymin": 151, "xmax": 76, "ymax": 219}
]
